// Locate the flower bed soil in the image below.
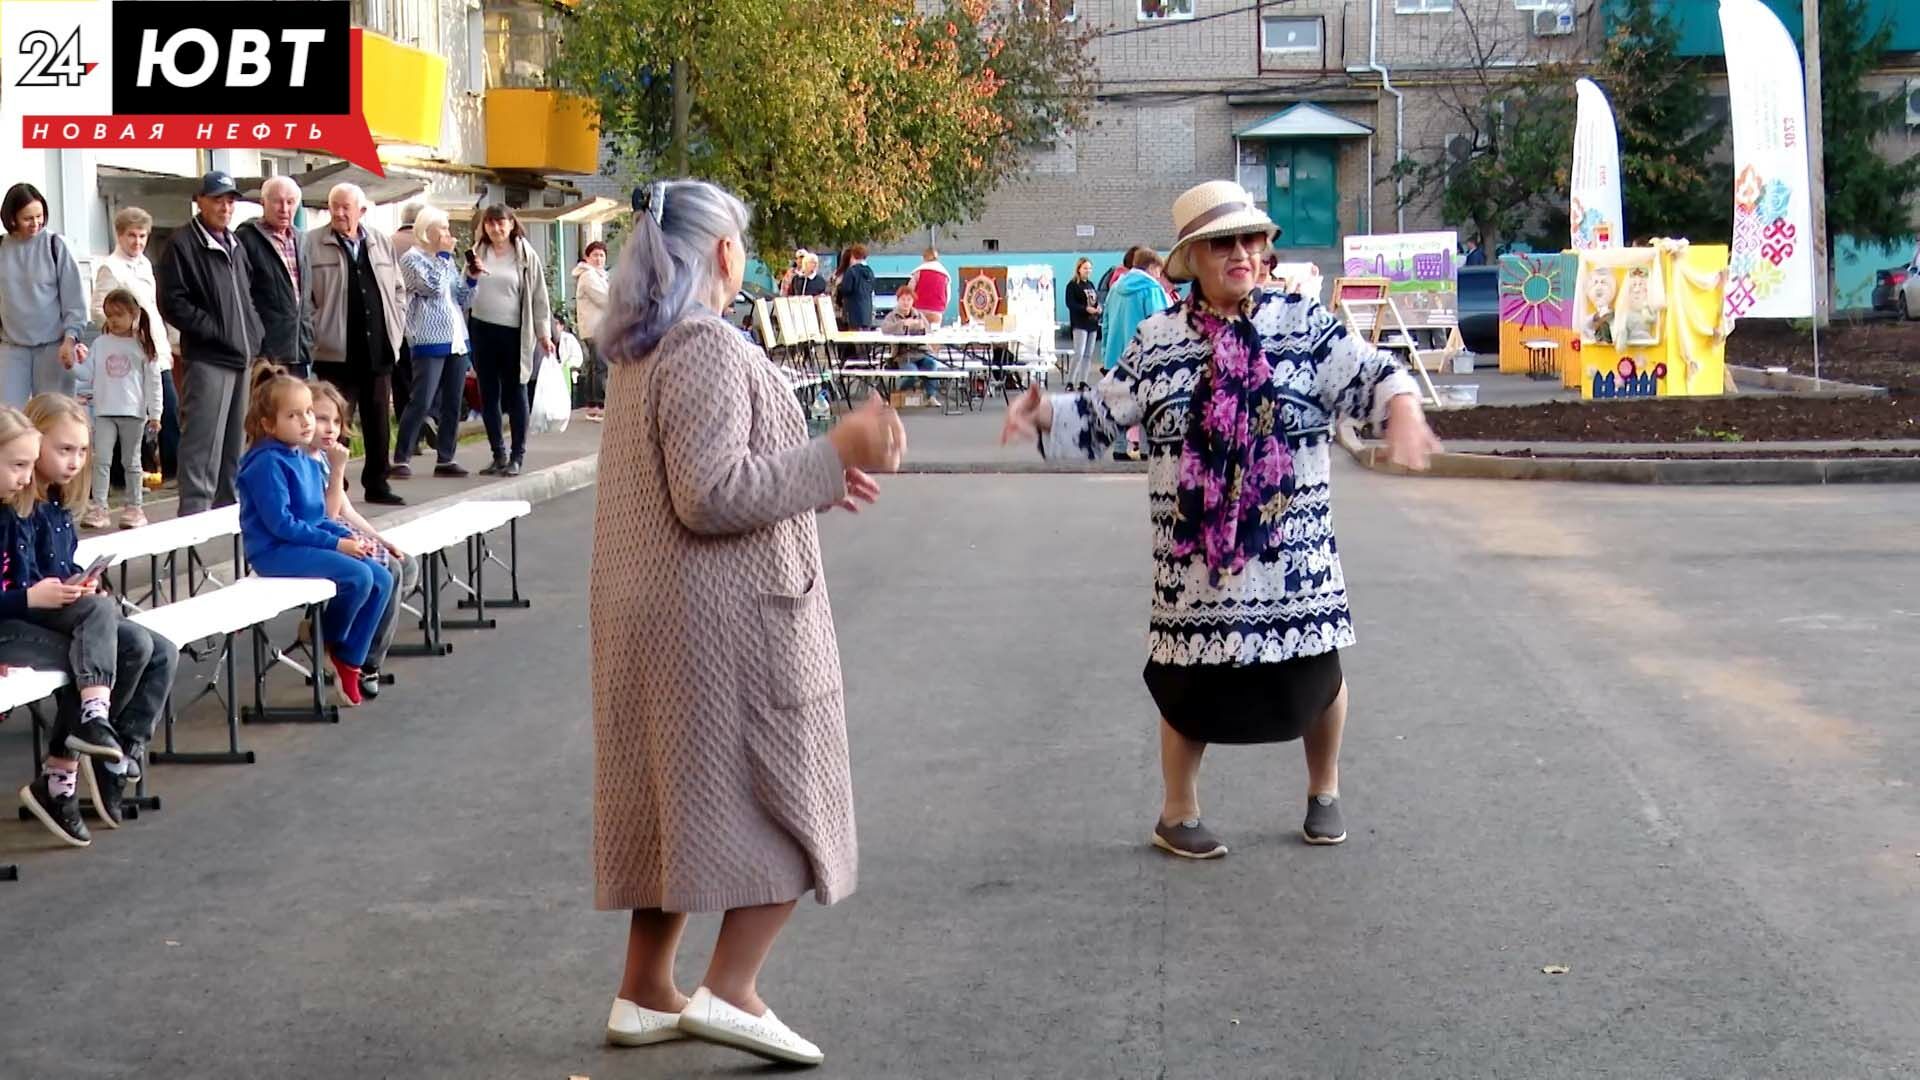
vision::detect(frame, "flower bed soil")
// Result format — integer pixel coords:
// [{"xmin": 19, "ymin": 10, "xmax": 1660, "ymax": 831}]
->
[
  {"xmin": 1428, "ymin": 394, "xmax": 1920, "ymax": 444},
  {"xmin": 1727, "ymin": 318, "xmax": 1920, "ymax": 393}
]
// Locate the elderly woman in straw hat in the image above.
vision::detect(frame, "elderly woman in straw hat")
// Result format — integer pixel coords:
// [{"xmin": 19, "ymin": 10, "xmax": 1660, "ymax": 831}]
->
[{"xmin": 1002, "ymin": 180, "xmax": 1441, "ymax": 859}]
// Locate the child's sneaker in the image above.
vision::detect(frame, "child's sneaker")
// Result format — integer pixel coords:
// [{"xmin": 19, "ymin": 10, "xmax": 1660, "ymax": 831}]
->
[
  {"xmin": 117, "ymin": 507, "xmax": 148, "ymax": 529},
  {"xmin": 78, "ymin": 505, "xmax": 111, "ymax": 529},
  {"xmin": 80, "ymin": 755, "xmax": 125, "ymax": 829},
  {"xmin": 19, "ymin": 774, "xmax": 90, "ymax": 847},
  {"xmin": 65, "ymin": 717, "xmax": 125, "ymax": 763},
  {"xmin": 330, "ymin": 656, "xmax": 364, "ymax": 707}
]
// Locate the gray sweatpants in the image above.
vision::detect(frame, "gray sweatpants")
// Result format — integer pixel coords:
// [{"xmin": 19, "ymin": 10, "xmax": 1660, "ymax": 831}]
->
[
  {"xmin": 364, "ymin": 553, "xmax": 421, "ymax": 673},
  {"xmin": 177, "ymin": 359, "xmax": 248, "ymax": 515},
  {"xmin": 0, "ymin": 341, "xmax": 76, "ymax": 406}
]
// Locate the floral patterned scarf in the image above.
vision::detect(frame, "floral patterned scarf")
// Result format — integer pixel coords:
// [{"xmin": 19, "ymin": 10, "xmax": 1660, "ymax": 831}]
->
[{"xmin": 1169, "ymin": 300, "xmax": 1295, "ymax": 582}]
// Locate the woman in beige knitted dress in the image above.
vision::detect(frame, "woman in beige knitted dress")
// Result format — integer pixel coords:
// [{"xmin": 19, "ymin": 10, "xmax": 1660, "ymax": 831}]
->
[{"xmin": 589, "ymin": 179, "xmax": 904, "ymax": 1067}]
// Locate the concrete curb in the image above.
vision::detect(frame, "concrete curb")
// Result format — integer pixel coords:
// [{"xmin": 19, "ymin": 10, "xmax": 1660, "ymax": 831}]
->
[
  {"xmin": 1727, "ymin": 365, "xmax": 1888, "ymax": 396},
  {"xmin": 899, "ymin": 460, "xmax": 1148, "ymax": 476},
  {"xmin": 1337, "ymin": 426, "xmax": 1920, "ymax": 485},
  {"xmin": 192, "ymin": 453, "xmax": 601, "ymax": 581}
]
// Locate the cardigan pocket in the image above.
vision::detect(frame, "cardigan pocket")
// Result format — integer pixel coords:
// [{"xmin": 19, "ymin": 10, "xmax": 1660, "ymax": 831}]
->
[{"xmin": 754, "ymin": 576, "xmax": 841, "ymax": 709}]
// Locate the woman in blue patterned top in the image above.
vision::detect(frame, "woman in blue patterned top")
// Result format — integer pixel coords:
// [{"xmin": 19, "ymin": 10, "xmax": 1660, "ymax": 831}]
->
[{"xmin": 1001, "ymin": 181, "xmax": 1441, "ymax": 859}]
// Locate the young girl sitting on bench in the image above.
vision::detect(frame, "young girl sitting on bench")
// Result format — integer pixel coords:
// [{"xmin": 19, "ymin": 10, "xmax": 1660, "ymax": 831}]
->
[{"xmin": 234, "ymin": 366, "xmax": 393, "ymax": 707}]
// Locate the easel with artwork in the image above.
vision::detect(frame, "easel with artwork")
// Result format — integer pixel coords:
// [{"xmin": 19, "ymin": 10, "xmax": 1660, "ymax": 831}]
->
[{"xmin": 1332, "ymin": 276, "xmax": 1443, "ymax": 408}]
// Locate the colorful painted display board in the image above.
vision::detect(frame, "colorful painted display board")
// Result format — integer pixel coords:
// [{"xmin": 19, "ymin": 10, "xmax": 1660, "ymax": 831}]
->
[
  {"xmin": 1341, "ymin": 232, "xmax": 1459, "ymax": 328},
  {"xmin": 1497, "ymin": 253, "xmax": 1577, "ymax": 375},
  {"xmin": 1572, "ymin": 242, "xmax": 1730, "ymax": 399},
  {"xmin": 957, "ymin": 263, "xmax": 1056, "ymax": 360}
]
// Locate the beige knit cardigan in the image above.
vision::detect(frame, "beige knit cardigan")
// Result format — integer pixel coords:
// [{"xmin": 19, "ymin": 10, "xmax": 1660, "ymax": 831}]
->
[{"xmin": 590, "ymin": 314, "xmax": 856, "ymax": 912}]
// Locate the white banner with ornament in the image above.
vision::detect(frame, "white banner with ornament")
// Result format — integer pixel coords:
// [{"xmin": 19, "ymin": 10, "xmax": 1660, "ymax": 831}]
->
[{"xmin": 1718, "ymin": 0, "xmax": 1814, "ymax": 323}]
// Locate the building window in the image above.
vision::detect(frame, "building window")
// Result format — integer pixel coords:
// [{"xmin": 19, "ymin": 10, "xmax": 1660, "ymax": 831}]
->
[
  {"xmin": 484, "ymin": 0, "xmax": 554, "ymax": 89},
  {"xmin": 350, "ymin": 0, "xmax": 422, "ymax": 45},
  {"xmin": 1261, "ymin": 16, "xmax": 1322, "ymax": 53},
  {"xmin": 466, "ymin": 9, "xmax": 487, "ymax": 93},
  {"xmin": 1394, "ymin": 0, "xmax": 1452, "ymax": 12},
  {"xmin": 1139, "ymin": 0, "xmax": 1194, "ymax": 21}
]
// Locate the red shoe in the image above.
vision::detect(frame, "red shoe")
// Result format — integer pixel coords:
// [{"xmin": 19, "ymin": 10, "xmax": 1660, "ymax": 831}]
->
[{"xmin": 330, "ymin": 656, "xmax": 364, "ymax": 707}]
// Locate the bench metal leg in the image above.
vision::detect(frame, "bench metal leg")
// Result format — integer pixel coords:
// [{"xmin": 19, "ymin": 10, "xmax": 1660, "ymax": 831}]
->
[
  {"xmin": 389, "ymin": 550, "xmax": 452, "ymax": 657},
  {"xmin": 241, "ymin": 606, "xmax": 339, "ymax": 725},
  {"xmin": 442, "ymin": 536, "xmax": 498, "ymax": 631},
  {"xmin": 455, "ymin": 524, "xmax": 530, "ymax": 612},
  {"xmin": 150, "ymin": 629, "xmax": 255, "ymax": 766}
]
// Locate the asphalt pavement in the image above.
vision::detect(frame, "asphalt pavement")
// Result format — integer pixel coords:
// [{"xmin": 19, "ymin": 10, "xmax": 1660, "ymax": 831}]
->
[{"xmin": 2, "ymin": 464, "xmax": 1918, "ymax": 1079}]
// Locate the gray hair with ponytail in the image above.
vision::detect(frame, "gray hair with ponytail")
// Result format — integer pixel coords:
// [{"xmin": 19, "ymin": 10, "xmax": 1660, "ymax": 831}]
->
[{"xmin": 602, "ymin": 179, "xmax": 751, "ymax": 362}]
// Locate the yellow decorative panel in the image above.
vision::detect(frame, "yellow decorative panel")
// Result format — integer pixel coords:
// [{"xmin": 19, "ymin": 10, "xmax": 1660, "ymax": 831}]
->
[
  {"xmin": 360, "ymin": 31, "xmax": 447, "ymax": 148},
  {"xmin": 1573, "ymin": 243, "xmax": 1729, "ymax": 399},
  {"xmin": 484, "ymin": 89, "xmax": 601, "ymax": 175}
]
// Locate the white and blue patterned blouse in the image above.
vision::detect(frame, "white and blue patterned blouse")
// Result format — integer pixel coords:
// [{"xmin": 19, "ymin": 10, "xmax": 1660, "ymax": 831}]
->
[{"xmin": 1041, "ymin": 288, "xmax": 1419, "ymax": 667}]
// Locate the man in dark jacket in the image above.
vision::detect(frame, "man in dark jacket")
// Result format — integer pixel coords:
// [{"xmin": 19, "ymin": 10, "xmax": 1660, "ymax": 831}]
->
[
  {"xmin": 157, "ymin": 170, "xmax": 265, "ymax": 515},
  {"xmin": 235, "ymin": 175, "xmax": 314, "ymax": 378}
]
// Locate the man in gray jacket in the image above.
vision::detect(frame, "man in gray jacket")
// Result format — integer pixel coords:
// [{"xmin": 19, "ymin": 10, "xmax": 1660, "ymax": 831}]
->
[
  {"xmin": 157, "ymin": 171, "xmax": 264, "ymax": 515},
  {"xmin": 305, "ymin": 183, "xmax": 408, "ymax": 505}
]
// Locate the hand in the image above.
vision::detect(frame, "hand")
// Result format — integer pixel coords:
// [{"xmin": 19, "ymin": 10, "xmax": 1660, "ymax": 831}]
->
[
  {"xmin": 382, "ymin": 539, "xmax": 406, "ymax": 561},
  {"xmin": 27, "ymin": 577, "xmax": 85, "ymax": 609},
  {"xmin": 58, "ymin": 338, "xmax": 76, "ymax": 369},
  {"xmin": 1382, "ymin": 394, "xmax": 1443, "ymax": 472},
  {"xmin": 325, "ymin": 442, "xmax": 350, "ymax": 470},
  {"xmin": 147, "ymin": 419, "xmax": 161, "ymax": 433},
  {"xmin": 337, "ymin": 536, "xmax": 370, "ymax": 558},
  {"xmin": 999, "ymin": 384, "xmax": 1053, "ymax": 445},
  {"xmin": 73, "ymin": 341, "xmax": 88, "ymax": 365},
  {"xmin": 826, "ymin": 393, "xmax": 906, "ymax": 473},
  {"xmin": 539, "ymin": 336, "xmax": 555, "ymax": 356},
  {"xmin": 831, "ymin": 468, "xmax": 881, "ymax": 514},
  {"xmin": 78, "ymin": 394, "xmax": 93, "ymax": 405}
]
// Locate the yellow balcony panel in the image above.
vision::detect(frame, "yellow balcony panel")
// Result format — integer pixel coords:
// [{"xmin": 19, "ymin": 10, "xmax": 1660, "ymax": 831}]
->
[
  {"xmin": 485, "ymin": 89, "xmax": 600, "ymax": 175},
  {"xmin": 359, "ymin": 31, "xmax": 448, "ymax": 148}
]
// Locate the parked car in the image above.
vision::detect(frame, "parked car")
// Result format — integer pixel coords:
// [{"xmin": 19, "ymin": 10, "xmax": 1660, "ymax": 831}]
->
[
  {"xmin": 869, "ymin": 274, "xmax": 911, "ymax": 319},
  {"xmin": 1870, "ymin": 265, "xmax": 1909, "ymax": 314},
  {"xmin": 1901, "ymin": 264, "xmax": 1920, "ymax": 321}
]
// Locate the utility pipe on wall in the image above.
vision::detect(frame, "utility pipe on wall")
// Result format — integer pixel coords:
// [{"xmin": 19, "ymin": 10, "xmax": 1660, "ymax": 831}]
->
[{"xmin": 1367, "ymin": 0, "xmax": 1406, "ymax": 232}]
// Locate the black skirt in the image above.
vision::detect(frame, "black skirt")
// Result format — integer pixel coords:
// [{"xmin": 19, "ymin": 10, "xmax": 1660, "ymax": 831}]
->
[{"xmin": 1144, "ymin": 650, "xmax": 1344, "ymax": 745}]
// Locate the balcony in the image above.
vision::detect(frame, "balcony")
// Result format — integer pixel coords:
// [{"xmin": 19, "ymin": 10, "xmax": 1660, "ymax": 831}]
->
[
  {"xmin": 484, "ymin": 89, "xmax": 600, "ymax": 175},
  {"xmin": 359, "ymin": 30, "xmax": 447, "ymax": 148}
]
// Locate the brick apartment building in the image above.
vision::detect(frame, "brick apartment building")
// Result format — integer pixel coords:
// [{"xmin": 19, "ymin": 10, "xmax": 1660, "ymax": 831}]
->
[{"xmin": 875, "ymin": 0, "xmax": 1918, "ymax": 297}]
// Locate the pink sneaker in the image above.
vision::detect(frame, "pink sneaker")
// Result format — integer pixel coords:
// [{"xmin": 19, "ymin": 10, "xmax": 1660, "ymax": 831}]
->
[
  {"xmin": 77, "ymin": 506, "xmax": 111, "ymax": 530},
  {"xmin": 117, "ymin": 507, "xmax": 148, "ymax": 529}
]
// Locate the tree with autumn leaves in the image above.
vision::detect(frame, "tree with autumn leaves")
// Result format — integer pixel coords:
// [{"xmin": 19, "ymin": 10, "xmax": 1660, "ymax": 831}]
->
[{"xmin": 549, "ymin": 0, "xmax": 1091, "ymax": 255}]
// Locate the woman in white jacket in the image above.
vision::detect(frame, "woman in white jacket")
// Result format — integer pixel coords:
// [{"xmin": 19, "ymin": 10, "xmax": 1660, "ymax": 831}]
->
[
  {"xmin": 571, "ymin": 241, "xmax": 610, "ymax": 421},
  {"xmin": 90, "ymin": 207, "xmax": 178, "ymax": 479}
]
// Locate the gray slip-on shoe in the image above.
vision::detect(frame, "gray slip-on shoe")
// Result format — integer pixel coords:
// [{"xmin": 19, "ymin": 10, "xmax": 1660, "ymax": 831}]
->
[
  {"xmin": 1303, "ymin": 794, "xmax": 1347, "ymax": 845},
  {"xmin": 1152, "ymin": 818, "xmax": 1228, "ymax": 859}
]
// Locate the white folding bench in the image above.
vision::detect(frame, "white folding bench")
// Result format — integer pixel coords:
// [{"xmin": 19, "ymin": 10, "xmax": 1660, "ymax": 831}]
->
[
  {"xmin": 132, "ymin": 576, "xmax": 338, "ymax": 765},
  {"xmin": 75, "ymin": 504, "xmax": 243, "ymax": 611},
  {"xmin": 379, "ymin": 499, "xmax": 533, "ymax": 657}
]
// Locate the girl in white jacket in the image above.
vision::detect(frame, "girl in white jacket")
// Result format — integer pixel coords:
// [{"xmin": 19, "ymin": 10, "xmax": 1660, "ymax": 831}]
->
[{"xmin": 74, "ymin": 290, "xmax": 163, "ymax": 529}]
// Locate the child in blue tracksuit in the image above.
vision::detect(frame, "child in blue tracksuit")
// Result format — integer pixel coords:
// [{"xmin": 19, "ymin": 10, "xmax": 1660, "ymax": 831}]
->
[{"xmin": 234, "ymin": 367, "xmax": 392, "ymax": 707}]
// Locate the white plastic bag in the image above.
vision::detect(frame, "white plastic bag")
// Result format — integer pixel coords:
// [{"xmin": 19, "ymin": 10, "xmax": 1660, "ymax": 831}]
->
[{"xmin": 529, "ymin": 350, "xmax": 571, "ymax": 434}]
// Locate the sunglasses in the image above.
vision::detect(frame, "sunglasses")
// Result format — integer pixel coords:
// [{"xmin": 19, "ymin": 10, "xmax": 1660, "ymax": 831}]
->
[{"xmin": 1205, "ymin": 231, "xmax": 1271, "ymax": 256}]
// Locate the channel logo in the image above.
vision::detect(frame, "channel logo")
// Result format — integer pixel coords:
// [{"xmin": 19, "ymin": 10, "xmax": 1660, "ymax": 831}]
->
[{"xmin": 1, "ymin": 0, "xmax": 382, "ymax": 173}]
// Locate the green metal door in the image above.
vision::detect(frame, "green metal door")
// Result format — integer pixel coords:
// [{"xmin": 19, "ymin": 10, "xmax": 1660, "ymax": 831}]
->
[{"xmin": 1266, "ymin": 140, "xmax": 1339, "ymax": 248}]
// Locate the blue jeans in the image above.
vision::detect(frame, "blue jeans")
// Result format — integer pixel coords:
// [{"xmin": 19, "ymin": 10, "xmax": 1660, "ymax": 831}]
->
[
  {"xmin": 395, "ymin": 350, "xmax": 470, "ymax": 465},
  {"xmin": 251, "ymin": 548, "xmax": 394, "ymax": 668}
]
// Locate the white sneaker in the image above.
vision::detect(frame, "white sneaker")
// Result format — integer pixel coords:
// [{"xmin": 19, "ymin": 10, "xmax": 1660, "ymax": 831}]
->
[
  {"xmin": 677, "ymin": 986, "xmax": 823, "ymax": 1066},
  {"xmin": 606, "ymin": 997, "xmax": 686, "ymax": 1047}
]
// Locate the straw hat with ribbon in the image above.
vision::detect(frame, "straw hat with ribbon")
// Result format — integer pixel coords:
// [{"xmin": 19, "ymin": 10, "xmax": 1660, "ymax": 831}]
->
[{"xmin": 1164, "ymin": 180, "xmax": 1279, "ymax": 284}]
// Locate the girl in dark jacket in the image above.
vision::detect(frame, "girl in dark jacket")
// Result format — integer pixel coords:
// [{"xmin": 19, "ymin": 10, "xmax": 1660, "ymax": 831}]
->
[{"xmin": 1064, "ymin": 258, "xmax": 1101, "ymax": 390}]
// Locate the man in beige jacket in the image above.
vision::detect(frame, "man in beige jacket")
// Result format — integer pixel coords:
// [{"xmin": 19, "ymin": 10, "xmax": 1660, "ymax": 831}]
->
[{"xmin": 305, "ymin": 183, "xmax": 409, "ymax": 504}]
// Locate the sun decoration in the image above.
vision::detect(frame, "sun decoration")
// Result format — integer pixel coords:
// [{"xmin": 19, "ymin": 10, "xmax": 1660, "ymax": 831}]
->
[
  {"xmin": 1498, "ymin": 254, "xmax": 1570, "ymax": 329},
  {"xmin": 962, "ymin": 273, "xmax": 1000, "ymax": 323}
]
